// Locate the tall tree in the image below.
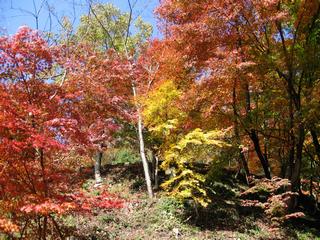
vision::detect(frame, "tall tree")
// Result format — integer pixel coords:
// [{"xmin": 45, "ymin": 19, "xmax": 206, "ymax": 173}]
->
[
  {"xmin": 0, "ymin": 26, "xmax": 78, "ymax": 238},
  {"xmin": 0, "ymin": 26, "xmax": 125, "ymax": 239},
  {"xmin": 156, "ymin": 0, "xmax": 320, "ymax": 190},
  {"xmin": 73, "ymin": 1, "xmax": 154, "ymax": 197},
  {"xmin": 61, "ymin": 43, "xmax": 133, "ymax": 185}
]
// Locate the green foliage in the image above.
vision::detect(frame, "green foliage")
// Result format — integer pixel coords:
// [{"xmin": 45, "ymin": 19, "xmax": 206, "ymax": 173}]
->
[
  {"xmin": 161, "ymin": 128, "xmax": 230, "ymax": 207},
  {"xmin": 295, "ymin": 228, "xmax": 320, "ymax": 240},
  {"xmin": 130, "ymin": 177, "xmax": 146, "ymax": 191},
  {"xmin": 82, "ymin": 179, "xmax": 96, "ymax": 191},
  {"xmin": 156, "ymin": 197, "xmax": 184, "ymax": 215},
  {"xmin": 76, "ymin": 3, "xmax": 152, "ymax": 52},
  {"xmin": 207, "ymin": 182, "xmax": 237, "ymax": 199},
  {"xmin": 106, "ymin": 147, "xmax": 140, "ymax": 165},
  {"xmin": 127, "ymin": 197, "xmax": 196, "ymax": 238},
  {"xmin": 206, "ymin": 144, "xmax": 238, "ymax": 181},
  {"xmin": 267, "ymin": 199, "xmax": 286, "ymax": 217},
  {"xmin": 240, "ymin": 225, "xmax": 271, "ymax": 240}
]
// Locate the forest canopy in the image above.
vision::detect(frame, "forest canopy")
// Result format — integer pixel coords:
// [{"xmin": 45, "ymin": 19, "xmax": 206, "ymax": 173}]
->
[{"xmin": 0, "ymin": 0, "xmax": 319, "ymax": 239}]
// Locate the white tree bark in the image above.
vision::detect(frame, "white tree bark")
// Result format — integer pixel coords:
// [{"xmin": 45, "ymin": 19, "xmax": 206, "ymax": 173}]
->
[
  {"xmin": 154, "ymin": 154, "xmax": 159, "ymax": 190},
  {"xmin": 133, "ymin": 85, "xmax": 154, "ymax": 198},
  {"xmin": 94, "ymin": 151, "xmax": 103, "ymax": 185}
]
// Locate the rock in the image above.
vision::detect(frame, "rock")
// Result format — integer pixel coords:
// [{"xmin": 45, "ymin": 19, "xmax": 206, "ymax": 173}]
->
[
  {"xmin": 241, "ymin": 177, "xmax": 292, "ymax": 203},
  {"xmin": 265, "ymin": 198, "xmax": 287, "ymax": 217},
  {"xmin": 287, "ymin": 214, "xmax": 320, "ymax": 228},
  {"xmin": 282, "ymin": 212, "xmax": 305, "ymax": 221},
  {"xmin": 298, "ymin": 193, "xmax": 319, "ymax": 215},
  {"xmin": 241, "ymin": 179, "xmax": 272, "ymax": 202},
  {"xmin": 240, "ymin": 181, "xmax": 272, "ymax": 202},
  {"xmin": 238, "ymin": 199, "xmax": 265, "ymax": 215},
  {"xmin": 239, "ymin": 177, "xmax": 303, "ymax": 225},
  {"xmin": 271, "ymin": 177, "xmax": 291, "ymax": 194},
  {"xmin": 265, "ymin": 192, "xmax": 299, "ymax": 217}
]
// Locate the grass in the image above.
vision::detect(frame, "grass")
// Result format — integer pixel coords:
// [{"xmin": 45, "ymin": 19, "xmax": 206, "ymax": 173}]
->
[{"xmin": 58, "ymin": 163, "xmax": 320, "ymax": 240}]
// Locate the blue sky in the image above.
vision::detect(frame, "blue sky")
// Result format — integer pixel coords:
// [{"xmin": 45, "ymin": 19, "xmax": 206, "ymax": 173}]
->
[{"xmin": 0, "ymin": 0, "xmax": 160, "ymax": 37}]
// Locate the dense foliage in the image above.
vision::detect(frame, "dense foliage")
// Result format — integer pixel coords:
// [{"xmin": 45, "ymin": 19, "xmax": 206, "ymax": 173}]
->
[{"xmin": 0, "ymin": 0, "xmax": 319, "ymax": 239}]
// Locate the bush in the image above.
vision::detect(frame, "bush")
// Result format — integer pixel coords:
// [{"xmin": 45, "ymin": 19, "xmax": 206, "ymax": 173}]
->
[{"xmin": 104, "ymin": 147, "xmax": 140, "ymax": 165}]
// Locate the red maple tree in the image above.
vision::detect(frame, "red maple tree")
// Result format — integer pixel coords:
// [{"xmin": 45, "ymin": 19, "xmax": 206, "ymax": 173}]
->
[{"xmin": 0, "ymin": 26, "xmax": 124, "ymax": 238}]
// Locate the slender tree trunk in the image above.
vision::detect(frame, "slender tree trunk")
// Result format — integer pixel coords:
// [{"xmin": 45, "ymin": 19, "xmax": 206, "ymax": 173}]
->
[
  {"xmin": 243, "ymin": 81, "xmax": 271, "ymax": 179},
  {"xmin": 42, "ymin": 217, "xmax": 48, "ymax": 240},
  {"xmin": 37, "ymin": 217, "xmax": 42, "ymax": 240},
  {"xmin": 50, "ymin": 216, "xmax": 64, "ymax": 240},
  {"xmin": 250, "ymin": 130, "xmax": 271, "ymax": 179},
  {"xmin": 236, "ymin": 31, "xmax": 270, "ymax": 178},
  {"xmin": 291, "ymin": 124, "xmax": 305, "ymax": 191},
  {"xmin": 232, "ymin": 80, "xmax": 250, "ymax": 177},
  {"xmin": 280, "ymin": 145, "xmax": 287, "ymax": 178},
  {"xmin": 310, "ymin": 127, "xmax": 320, "ymax": 161},
  {"xmin": 38, "ymin": 148, "xmax": 48, "ymax": 197},
  {"xmin": 94, "ymin": 151, "xmax": 103, "ymax": 185},
  {"xmin": 132, "ymin": 85, "xmax": 154, "ymax": 198},
  {"xmin": 286, "ymin": 95, "xmax": 295, "ymax": 180},
  {"xmin": 285, "ymin": 76, "xmax": 305, "ymax": 191},
  {"xmin": 137, "ymin": 111, "xmax": 154, "ymax": 198},
  {"xmin": 290, "ymin": 97, "xmax": 305, "ymax": 191},
  {"xmin": 153, "ymin": 153, "xmax": 160, "ymax": 190}
]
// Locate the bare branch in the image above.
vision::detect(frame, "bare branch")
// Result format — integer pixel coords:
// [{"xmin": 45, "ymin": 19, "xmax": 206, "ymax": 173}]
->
[
  {"xmin": 87, "ymin": 0, "xmax": 117, "ymax": 50},
  {"xmin": 10, "ymin": 0, "xmax": 46, "ymax": 30},
  {"xmin": 124, "ymin": 0, "xmax": 133, "ymax": 53}
]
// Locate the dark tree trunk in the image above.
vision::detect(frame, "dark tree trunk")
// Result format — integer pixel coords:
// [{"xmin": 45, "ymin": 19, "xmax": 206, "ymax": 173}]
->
[
  {"xmin": 243, "ymin": 81, "xmax": 271, "ymax": 179},
  {"xmin": 249, "ymin": 130, "xmax": 271, "ymax": 179},
  {"xmin": 232, "ymin": 81, "xmax": 250, "ymax": 177},
  {"xmin": 310, "ymin": 128, "xmax": 320, "ymax": 161},
  {"xmin": 286, "ymin": 96, "xmax": 295, "ymax": 180},
  {"xmin": 291, "ymin": 123, "xmax": 305, "ymax": 191},
  {"xmin": 152, "ymin": 153, "xmax": 160, "ymax": 190},
  {"xmin": 285, "ymin": 74, "xmax": 304, "ymax": 191}
]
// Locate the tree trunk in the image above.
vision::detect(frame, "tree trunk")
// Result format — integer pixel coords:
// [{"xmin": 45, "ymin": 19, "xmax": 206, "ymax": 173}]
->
[
  {"xmin": 42, "ymin": 217, "xmax": 47, "ymax": 240},
  {"xmin": 285, "ymin": 76, "xmax": 304, "ymax": 191},
  {"xmin": 94, "ymin": 151, "xmax": 103, "ymax": 185},
  {"xmin": 132, "ymin": 85, "xmax": 154, "ymax": 198},
  {"xmin": 291, "ymin": 123, "xmax": 305, "ymax": 191},
  {"xmin": 232, "ymin": 81, "xmax": 250, "ymax": 177},
  {"xmin": 243, "ymin": 81, "xmax": 271, "ymax": 179},
  {"xmin": 153, "ymin": 153, "xmax": 160, "ymax": 190},
  {"xmin": 250, "ymin": 130, "xmax": 271, "ymax": 179},
  {"xmin": 137, "ymin": 111, "xmax": 154, "ymax": 198},
  {"xmin": 286, "ymin": 95, "xmax": 296, "ymax": 180},
  {"xmin": 310, "ymin": 128, "xmax": 320, "ymax": 161}
]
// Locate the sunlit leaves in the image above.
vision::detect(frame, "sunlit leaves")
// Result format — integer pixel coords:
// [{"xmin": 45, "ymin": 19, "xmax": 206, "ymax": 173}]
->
[
  {"xmin": 161, "ymin": 128, "xmax": 230, "ymax": 207},
  {"xmin": 76, "ymin": 3, "xmax": 152, "ymax": 53},
  {"xmin": 0, "ymin": 218, "xmax": 19, "ymax": 234},
  {"xmin": 0, "ymin": 27, "xmax": 124, "ymax": 238},
  {"xmin": 143, "ymin": 80, "xmax": 185, "ymax": 138}
]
